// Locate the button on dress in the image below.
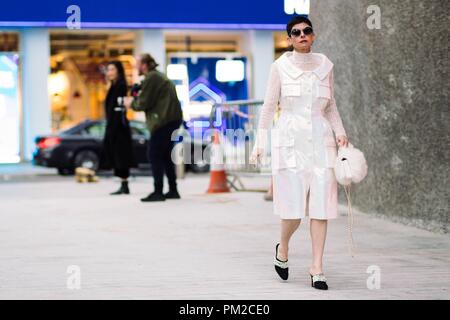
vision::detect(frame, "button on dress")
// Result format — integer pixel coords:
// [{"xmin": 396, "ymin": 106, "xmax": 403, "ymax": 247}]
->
[{"xmin": 253, "ymin": 51, "xmax": 347, "ymax": 220}]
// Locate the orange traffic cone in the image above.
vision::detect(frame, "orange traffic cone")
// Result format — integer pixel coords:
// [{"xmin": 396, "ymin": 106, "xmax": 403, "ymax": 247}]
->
[{"xmin": 207, "ymin": 131, "xmax": 230, "ymax": 193}]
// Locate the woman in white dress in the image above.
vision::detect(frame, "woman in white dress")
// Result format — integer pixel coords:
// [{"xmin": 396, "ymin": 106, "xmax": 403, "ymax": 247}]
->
[{"xmin": 250, "ymin": 16, "xmax": 349, "ymax": 290}]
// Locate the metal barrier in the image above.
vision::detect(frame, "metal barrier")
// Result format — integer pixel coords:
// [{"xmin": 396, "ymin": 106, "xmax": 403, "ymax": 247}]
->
[{"xmin": 209, "ymin": 99, "xmax": 272, "ymax": 192}]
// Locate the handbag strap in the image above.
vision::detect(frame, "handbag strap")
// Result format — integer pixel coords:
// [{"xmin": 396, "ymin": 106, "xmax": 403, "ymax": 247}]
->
[{"xmin": 343, "ymin": 184, "xmax": 355, "ymax": 257}]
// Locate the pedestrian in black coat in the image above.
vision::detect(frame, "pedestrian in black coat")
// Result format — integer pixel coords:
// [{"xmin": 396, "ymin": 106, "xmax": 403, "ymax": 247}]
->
[{"xmin": 102, "ymin": 61, "xmax": 136, "ymax": 195}]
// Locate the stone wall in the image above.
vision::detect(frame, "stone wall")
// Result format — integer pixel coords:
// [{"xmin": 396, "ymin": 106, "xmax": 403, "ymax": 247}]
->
[{"xmin": 309, "ymin": 0, "xmax": 449, "ymax": 232}]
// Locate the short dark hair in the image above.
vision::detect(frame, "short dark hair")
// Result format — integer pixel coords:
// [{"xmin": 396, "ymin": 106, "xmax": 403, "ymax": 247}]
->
[
  {"xmin": 140, "ymin": 53, "xmax": 159, "ymax": 70},
  {"xmin": 286, "ymin": 16, "xmax": 313, "ymax": 36}
]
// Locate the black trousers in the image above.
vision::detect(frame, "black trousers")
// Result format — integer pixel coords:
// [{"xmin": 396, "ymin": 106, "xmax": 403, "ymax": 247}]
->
[
  {"xmin": 114, "ymin": 168, "xmax": 130, "ymax": 179},
  {"xmin": 148, "ymin": 120, "xmax": 182, "ymax": 194}
]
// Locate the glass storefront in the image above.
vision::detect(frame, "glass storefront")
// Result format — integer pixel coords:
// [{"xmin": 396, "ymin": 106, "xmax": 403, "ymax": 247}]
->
[
  {"xmin": 49, "ymin": 30, "xmax": 136, "ymax": 131},
  {"xmin": 0, "ymin": 28, "xmax": 288, "ymax": 163}
]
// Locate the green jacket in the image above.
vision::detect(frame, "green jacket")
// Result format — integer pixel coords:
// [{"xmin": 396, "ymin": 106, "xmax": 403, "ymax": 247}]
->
[{"xmin": 131, "ymin": 70, "xmax": 183, "ymax": 134}]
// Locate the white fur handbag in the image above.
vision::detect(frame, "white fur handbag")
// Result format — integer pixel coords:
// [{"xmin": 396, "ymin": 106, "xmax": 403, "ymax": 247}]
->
[
  {"xmin": 334, "ymin": 142, "xmax": 368, "ymax": 257},
  {"xmin": 334, "ymin": 142, "xmax": 368, "ymax": 186}
]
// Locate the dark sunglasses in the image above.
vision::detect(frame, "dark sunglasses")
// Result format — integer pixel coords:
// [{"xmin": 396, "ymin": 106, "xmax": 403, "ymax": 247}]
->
[{"xmin": 290, "ymin": 26, "xmax": 314, "ymax": 37}]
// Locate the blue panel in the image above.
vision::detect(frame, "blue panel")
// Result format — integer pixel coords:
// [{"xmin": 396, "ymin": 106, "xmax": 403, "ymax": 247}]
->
[
  {"xmin": 170, "ymin": 55, "xmax": 250, "ymax": 135},
  {"xmin": 0, "ymin": 0, "xmax": 302, "ymax": 29}
]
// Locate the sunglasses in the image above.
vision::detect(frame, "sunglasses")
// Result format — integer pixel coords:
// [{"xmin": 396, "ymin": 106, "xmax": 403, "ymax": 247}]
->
[{"xmin": 290, "ymin": 26, "xmax": 314, "ymax": 37}]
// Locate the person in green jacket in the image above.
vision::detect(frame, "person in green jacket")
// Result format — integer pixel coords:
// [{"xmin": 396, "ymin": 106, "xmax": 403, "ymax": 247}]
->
[{"xmin": 125, "ymin": 53, "xmax": 183, "ymax": 202}]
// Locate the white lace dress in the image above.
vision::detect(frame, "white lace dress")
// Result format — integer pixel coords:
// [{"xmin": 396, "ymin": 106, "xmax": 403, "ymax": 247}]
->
[{"xmin": 253, "ymin": 50, "xmax": 347, "ymax": 220}]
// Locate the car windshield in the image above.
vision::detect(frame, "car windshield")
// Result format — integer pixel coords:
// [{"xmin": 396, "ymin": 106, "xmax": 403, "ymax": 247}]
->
[
  {"xmin": 57, "ymin": 125, "xmax": 81, "ymax": 135},
  {"xmin": 57, "ymin": 121, "xmax": 101, "ymax": 135},
  {"xmin": 58, "ymin": 120, "xmax": 149, "ymax": 139}
]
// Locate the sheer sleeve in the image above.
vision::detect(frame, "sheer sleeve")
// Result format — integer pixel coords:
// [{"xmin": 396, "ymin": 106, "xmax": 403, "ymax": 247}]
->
[
  {"xmin": 324, "ymin": 69, "xmax": 347, "ymax": 137},
  {"xmin": 253, "ymin": 63, "xmax": 281, "ymax": 151}
]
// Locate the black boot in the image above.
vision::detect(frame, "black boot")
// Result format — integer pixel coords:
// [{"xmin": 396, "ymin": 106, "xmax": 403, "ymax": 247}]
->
[
  {"xmin": 140, "ymin": 192, "xmax": 166, "ymax": 202},
  {"xmin": 164, "ymin": 189, "xmax": 180, "ymax": 199},
  {"xmin": 110, "ymin": 180, "xmax": 130, "ymax": 195}
]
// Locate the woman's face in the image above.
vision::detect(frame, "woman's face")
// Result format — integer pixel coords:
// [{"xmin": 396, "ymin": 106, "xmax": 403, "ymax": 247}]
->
[
  {"xmin": 106, "ymin": 64, "xmax": 118, "ymax": 82},
  {"xmin": 287, "ymin": 22, "xmax": 315, "ymax": 52}
]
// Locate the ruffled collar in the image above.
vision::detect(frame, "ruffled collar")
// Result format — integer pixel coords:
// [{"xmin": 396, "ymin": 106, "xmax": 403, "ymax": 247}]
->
[{"xmin": 276, "ymin": 51, "xmax": 333, "ymax": 80}]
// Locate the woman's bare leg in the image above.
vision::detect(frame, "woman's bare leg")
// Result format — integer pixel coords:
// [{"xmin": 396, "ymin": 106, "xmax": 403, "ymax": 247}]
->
[
  {"xmin": 277, "ymin": 219, "xmax": 301, "ymax": 261},
  {"xmin": 264, "ymin": 179, "xmax": 273, "ymax": 201},
  {"xmin": 309, "ymin": 218, "xmax": 328, "ymax": 274}
]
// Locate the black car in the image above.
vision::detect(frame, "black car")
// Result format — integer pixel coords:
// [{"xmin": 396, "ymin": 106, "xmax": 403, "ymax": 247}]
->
[{"xmin": 33, "ymin": 120, "xmax": 210, "ymax": 175}]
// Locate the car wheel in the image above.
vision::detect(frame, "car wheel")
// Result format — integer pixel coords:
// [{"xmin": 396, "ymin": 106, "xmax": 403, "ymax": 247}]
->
[
  {"xmin": 57, "ymin": 168, "xmax": 74, "ymax": 176},
  {"xmin": 73, "ymin": 150, "xmax": 99, "ymax": 171}
]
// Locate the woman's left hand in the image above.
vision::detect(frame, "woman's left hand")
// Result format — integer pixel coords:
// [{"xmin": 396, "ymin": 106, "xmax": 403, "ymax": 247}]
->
[
  {"xmin": 123, "ymin": 97, "xmax": 134, "ymax": 109},
  {"xmin": 336, "ymin": 135, "xmax": 349, "ymax": 147}
]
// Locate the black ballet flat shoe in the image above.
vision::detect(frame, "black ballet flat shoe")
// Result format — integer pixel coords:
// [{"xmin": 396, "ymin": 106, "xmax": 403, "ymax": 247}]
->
[
  {"xmin": 274, "ymin": 243, "xmax": 289, "ymax": 281},
  {"xmin": 310, "ymin": 273, "xmax": 329, "ymax": 290}
]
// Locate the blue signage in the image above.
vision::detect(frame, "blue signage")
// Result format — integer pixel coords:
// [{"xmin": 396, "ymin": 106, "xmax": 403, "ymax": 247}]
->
[{"xmin": 0, "ymin": 0, "xmax": 308, "ymax": 29}]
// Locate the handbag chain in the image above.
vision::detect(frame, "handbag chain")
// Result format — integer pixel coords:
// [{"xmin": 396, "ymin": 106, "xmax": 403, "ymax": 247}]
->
[{"xmin": 343, "ymin": 184, "xmax": 355, "ymax": 257}]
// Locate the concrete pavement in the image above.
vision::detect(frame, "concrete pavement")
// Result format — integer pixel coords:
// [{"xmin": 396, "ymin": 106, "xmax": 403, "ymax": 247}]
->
[{"xmin": 0, "ymin": 173, "xmax": 449, "ymax": 299}]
